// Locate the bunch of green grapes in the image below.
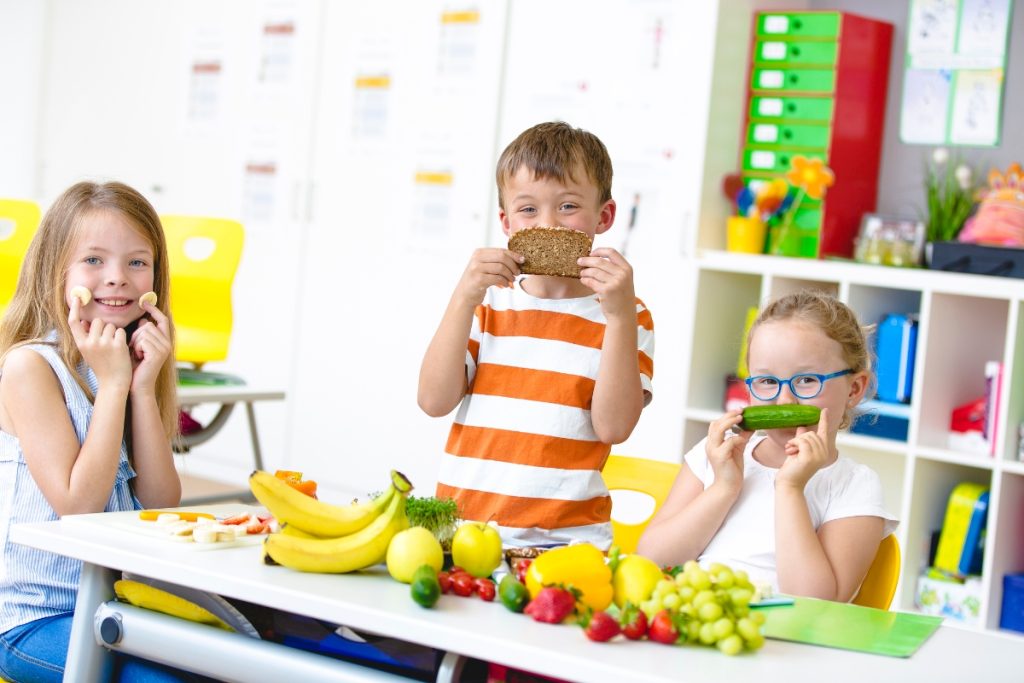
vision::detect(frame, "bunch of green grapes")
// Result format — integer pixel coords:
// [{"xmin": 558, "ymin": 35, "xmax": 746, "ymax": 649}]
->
[{"xmin": 639, "ymin": 561, "xmax": 766, "ymax": 655}]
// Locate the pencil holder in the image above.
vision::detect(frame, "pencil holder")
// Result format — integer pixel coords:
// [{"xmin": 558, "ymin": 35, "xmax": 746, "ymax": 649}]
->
[{"xmin": 726, "ymin": 216, "xmax": 766, "ymax": 254}]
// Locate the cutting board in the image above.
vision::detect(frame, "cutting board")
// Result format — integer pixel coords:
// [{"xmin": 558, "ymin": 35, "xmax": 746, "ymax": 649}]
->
[
  {"xmin": 62, "ymin": 506, "xmax": 268, "ymax": 551},
  {"xmin": 761, "ymin": 596, "xmax": 942, "ymax": 657}
]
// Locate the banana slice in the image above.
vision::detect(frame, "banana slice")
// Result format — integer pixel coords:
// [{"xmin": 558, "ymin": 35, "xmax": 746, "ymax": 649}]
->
[
  {"xmin": 155, "ymin": 513, "xmax": 181, "ymax": 525},
  {"xmin": 70, "ymin": 286, "xmax": 92, "ymax": 305},
  {"xmin": 193, "ymin": 526, "xmax": 219, "ymax": 543},
  {"xmin": 139, "ymin": 291, "xmax": 158, "ymax": 307}
]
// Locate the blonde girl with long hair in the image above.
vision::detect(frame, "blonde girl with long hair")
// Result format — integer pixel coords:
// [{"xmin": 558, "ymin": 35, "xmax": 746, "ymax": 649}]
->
[{"xmin": 0, "ymin": 181, "xmax": 193, "ymax": 682}]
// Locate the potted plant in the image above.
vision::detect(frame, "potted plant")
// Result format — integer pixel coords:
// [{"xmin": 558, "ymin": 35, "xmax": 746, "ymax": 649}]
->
[{"xmin": 923, "ymin": 147, "xmax": 976, "ymax": 260}]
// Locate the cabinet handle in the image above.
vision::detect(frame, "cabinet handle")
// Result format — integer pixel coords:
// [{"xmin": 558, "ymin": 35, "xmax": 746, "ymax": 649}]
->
[
  {"xmin": 789, "ymin": 73, "xmax": 799, "ymax": 84},
  {"xmin": 786, "ymin": 102, "xmax": 797, "ymax": 113},
  {"xmin": 791, "ymin": 46, "xmax": 801, "ymax": 57},
  {"xmin": 783, "ymin": 129, "xmax": 793, "ymax": 139},
  {"xmin": 793, "ymin": 19, "xmax": 803, "ymax": 30}
]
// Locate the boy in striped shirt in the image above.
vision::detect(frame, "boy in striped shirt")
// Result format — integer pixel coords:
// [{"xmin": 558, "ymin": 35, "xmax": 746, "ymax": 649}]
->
[{"xmin": 418, "ymin": 121, "xmax": 654, "ymax": 549}]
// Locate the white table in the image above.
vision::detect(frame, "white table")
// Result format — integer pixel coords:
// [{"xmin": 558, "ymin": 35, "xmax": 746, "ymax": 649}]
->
[
  {"xmin": 11, "ymin": 511, "xmax": 1024, "ymax": 683},
  {"xmin": 176, "ymin": 386, "xmax": 285, "ymax": 503}
]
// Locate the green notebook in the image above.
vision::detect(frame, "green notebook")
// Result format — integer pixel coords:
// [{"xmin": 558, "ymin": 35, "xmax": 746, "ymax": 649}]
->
[
  {"xmin": 761, "ymin": 597, "xmax": 942, "ymax": 657},
  {"xmin": 177, "ymin": 368, "xmax": 246, "ymax": 386}
]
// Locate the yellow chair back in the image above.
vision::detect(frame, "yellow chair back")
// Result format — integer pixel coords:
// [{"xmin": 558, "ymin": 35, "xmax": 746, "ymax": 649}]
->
[
  {"xmin": 601, "ymin": 455, "xmax": 681, "ymax": 554},
  {"xmin": 161, "ymin": 215, "xmax": 244, "ymax": 366},
  {"xmin": 0, "ymin": 199, "xmax": 41, "ymax": 320},
  {"xmin": 851, "ymin": 533, "xmax": 900, "ymax": 610}
]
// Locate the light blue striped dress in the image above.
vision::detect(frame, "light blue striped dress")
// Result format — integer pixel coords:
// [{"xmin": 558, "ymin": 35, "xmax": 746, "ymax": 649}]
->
[{"xmin": 0, "ymin": 339, "xmax": 140, "ymax": 633}]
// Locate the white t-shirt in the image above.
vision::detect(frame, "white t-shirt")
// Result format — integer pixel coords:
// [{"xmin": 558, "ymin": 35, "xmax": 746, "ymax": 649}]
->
[{"xmin": 683, "ymin": 434, "xmax": 899, "ymax": 591}]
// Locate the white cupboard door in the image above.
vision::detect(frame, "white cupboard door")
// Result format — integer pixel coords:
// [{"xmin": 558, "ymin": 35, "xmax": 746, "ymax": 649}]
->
[{"xmin": 288, "ymin": 1, "xmax": 507, "ymax": 495}]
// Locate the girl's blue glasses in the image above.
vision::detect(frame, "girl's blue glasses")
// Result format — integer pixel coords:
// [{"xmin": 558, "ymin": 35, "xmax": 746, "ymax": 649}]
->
[{"xmin": 745, "ymin": 369, "xmax": 852, "ymax": 401}]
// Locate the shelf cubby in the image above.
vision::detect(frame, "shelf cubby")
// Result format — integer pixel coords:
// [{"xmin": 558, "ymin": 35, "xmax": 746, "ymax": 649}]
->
[{"xmin": 684, "ymin": 251, "xmax": 1024, "ymax": 637}]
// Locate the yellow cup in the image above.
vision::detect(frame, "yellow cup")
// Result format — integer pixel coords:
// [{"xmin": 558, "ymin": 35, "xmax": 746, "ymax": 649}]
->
[{"xmin": 726, "ymin": 216, "xmax": 767, "ymax": 254}]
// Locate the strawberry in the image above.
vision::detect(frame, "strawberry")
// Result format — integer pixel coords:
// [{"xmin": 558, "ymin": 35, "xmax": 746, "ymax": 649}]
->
[
  {"xmin": 582, "ymin": 610, "xmax": 621, "ymax": 642},
  {"xmin": 246, "ymin": 521, "xmax": 269, "ymax": 535},
  {"xmin": 523, "ymin": 586, "xmax": 576, "ymax": 624},
  {"xmin": 619, "ymin": 603, "xmax": 648, "ymax": 640},
  {"xmin": 648, "ymin": 610, "xmax": 680, "ymax": 645},
  {"xmin": 221, "ymin": 513, "xmax": 251, "ymax": 526}
]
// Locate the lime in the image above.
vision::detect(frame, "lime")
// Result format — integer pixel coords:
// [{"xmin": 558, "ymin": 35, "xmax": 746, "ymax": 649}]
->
[
  {"xmin": 612, "ymin": 554, "xmax": 665, "ymax": 608},
  {"xmin": 498, "ymin": 574, "xmax": 530, "ymax": 613},
  {"xmin": 410, "ymin": 565, "xmax": 441, "ymax": 608},
  {"xmin": 387, "ymin": 526, "xmax": 444, "ymax": 583}
]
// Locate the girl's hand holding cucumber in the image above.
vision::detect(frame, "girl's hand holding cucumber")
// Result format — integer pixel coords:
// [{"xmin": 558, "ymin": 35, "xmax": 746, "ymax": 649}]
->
[
  {"xmin": 778, "ymin": 408, "xmax": 831, "ymax": 489},
  {"xmin": 705, "ymin": 408, "xmax": 753, "ymax": 494}
]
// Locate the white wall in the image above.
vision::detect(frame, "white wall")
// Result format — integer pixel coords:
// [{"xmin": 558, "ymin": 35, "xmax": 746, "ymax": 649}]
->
[
  {"xmin": 0, "ymin": 0, "xmax": 46, "ymax": 197},
  {"xmin": 0, "ymin": 0, "xmax": 793, "ymax": 503}
]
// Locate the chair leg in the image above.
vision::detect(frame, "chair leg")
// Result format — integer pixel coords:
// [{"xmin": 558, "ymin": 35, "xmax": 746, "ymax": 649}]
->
[{"xmin": 244, "ymin": 401, "xmax": 265, "ymax": 472}]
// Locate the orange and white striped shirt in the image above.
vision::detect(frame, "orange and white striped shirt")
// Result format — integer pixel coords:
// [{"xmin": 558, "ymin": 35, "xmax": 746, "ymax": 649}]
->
[{"xmin": 436, "ymin": 278, "xmax": 654, "ymax": 548}]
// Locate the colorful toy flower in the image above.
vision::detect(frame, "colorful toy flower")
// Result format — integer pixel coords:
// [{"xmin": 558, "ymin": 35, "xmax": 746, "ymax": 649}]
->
[
  {"xmin": 785, "ymin": 156, "xmax": 834, "ymax": 200},
  {"xmin": 766, "ymin": 156, "xmax": 836, "ymax": 255},
  {"xmin": 753, "ymin": 178, "xmax": 790, "ymax": 218}
]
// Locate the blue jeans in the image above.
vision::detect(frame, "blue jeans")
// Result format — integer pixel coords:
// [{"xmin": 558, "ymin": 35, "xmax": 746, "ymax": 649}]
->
[{"xmin": 0, "ymin": 613, "xmax": 214, "ymax": 682}]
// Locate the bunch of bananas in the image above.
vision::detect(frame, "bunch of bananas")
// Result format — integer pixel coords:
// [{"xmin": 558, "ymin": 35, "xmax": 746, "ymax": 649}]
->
[{"xmin": 249, "ymin": 469, "xmax": 413, "ymax": 573}]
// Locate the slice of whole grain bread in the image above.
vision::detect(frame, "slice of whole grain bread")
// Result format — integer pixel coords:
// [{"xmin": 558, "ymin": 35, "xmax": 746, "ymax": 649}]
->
[{"xmin": 508, "ymin": 226, "xmax": 593, "ymax": 278}]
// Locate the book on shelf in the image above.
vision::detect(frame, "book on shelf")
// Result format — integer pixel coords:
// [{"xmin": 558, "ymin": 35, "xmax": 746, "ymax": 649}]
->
[{"xmin": 984, "ymin": 360, "xmax": 1003, "ymax": 457}]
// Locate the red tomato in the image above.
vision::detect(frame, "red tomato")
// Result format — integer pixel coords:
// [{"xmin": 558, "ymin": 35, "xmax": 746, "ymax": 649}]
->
[
  {"xmin": 452, "ymin": 572, "xmax": 475, "ymax": 597},
  {"xmin": 475, "ymin": 578, "xmax": 496, "ymax": 602},
  {"xmin": 437, "ymin": 571, "xmax": 452, "ymax": 594},
  {"xmin": 515, "ymin": 559, "xmax": 532, "ymax": 583}
]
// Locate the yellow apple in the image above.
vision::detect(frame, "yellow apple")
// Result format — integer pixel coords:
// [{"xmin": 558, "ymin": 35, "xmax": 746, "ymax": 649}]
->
[
  {"xmin": 451, "ymin": 521, "xmax": 503, "ymax": 578},
  {"xmin": 386, "ymin": 526, "xmax": 444, "ymax": 584}
]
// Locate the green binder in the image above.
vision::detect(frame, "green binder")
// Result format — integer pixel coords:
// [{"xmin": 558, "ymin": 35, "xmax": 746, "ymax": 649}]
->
[{"xmin": 761, "ymin": 597, "xmax": 942, "ymax": 657}]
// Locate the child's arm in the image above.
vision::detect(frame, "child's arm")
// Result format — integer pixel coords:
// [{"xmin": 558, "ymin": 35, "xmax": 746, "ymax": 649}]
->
[
  {"xmin": 418, "ymin": 248, "xmax": 522, "ymax": 417},
  {"xmin": 580, "ymin": 248, "xmax": 644, "ymax": 443},
  {"xmin": 774, "ymin": 409, "xmax": 885, "ymax": 600},
  {"xmin": 3, "ymin": 306, "xmax": 135, "ymax": 515},
  {"xmin": 126, "ymin": 303, "xmax": 180, "ymax": 508},
  {"xmin": 636, "ymin": 411, "xmax": 752, "ymax": 565}
]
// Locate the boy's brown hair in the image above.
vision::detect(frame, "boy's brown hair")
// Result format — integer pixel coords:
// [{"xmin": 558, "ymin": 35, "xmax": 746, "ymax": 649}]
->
[{"xmin": 496, "ymin": 121, "xmax": 613, "ymax": 210}]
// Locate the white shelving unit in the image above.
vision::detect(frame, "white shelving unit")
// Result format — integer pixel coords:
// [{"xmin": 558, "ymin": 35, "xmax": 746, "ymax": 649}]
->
[{"xmin": 682, "ymin": 249, "xmax": 1024, "ymax": 638}]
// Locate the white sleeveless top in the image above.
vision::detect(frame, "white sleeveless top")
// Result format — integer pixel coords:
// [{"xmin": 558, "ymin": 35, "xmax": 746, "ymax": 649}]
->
[{"xmin": 0, "ymin": 339, "xmax": 140, "ymax": 632}]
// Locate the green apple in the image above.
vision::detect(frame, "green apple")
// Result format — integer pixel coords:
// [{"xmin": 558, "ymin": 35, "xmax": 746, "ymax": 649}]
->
[{"xmin": 451, "ymin": 521, "xmax": 503, "ymax": 578}]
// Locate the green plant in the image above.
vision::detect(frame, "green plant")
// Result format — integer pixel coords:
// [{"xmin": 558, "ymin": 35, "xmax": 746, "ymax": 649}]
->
[
  {"xmin": 924, "ymin": 148, "xmax": 977, "ymax": 243},
  {"xmin": 405, "ymin": 495, "xmax": 459, "ymax": 551}
]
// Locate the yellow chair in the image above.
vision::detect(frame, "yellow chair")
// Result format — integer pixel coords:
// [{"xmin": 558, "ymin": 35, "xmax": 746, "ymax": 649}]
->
[
  {"xmin": 601, "ymin": 455, "xmax": 681, "ymax": 554},
  {"xmin": 0, "ymin": 199, "xmax": 41, "ymax": 320},
  {"xmin": 851, "ymin": 533, "xmax": 900, "ymax": 610},
  {"xmin": 161, "ymin": 215, "xmax": 244, "ymax": 367}
]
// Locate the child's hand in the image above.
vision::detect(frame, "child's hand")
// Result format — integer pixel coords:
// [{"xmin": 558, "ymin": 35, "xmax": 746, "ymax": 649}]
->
[
  {"xmin": 578, "ymin": 248, "xmax": 635, "ymax": 320},
  {"xmin": 68, "ymin": 295, "xmax": 132, "ymax": 392},
  {"xmin": 455, "ymin": 248, "xmax": 524, "ymax": 305},
  {"xmin": 705, "ymin": 409, "xmax": 751, "ymax": 493},
  {"xmin": 778, "ymin": 408, "xmax": 831, "ymax": 489},
  {"xmin": 129, "ymin": 302, "xmax": 173, "ymax": 394}
]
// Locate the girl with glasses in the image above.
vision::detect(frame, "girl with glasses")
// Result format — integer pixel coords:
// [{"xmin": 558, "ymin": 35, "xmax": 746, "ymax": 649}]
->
[{"xmin": 639, "ymin": 291, "xmax": 897, "ymax": 602}]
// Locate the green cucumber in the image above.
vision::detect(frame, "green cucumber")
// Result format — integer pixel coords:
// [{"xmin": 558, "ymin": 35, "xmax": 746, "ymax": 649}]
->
[{"xmin": 739, "ymin": 405, "xmax": 821, "ymax": 431}]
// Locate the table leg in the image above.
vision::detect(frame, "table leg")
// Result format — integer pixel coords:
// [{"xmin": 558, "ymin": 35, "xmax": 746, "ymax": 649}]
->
[
  {"xmin": 244, "ymin": 402, "xmax": 265, "ymax": 471},
  {"xmin": 436, "ymin": 651, "xmax": 467, "ymax": 683},
  {"xmin": 65, "ymin": 562, "xmax": 115, "ymax": 682}
]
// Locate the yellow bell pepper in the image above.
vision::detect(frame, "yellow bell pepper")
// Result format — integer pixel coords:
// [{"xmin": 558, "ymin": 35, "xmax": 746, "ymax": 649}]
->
[{"xmin": 524, "ymin": 543, "xmax": 613, "ymax": 612}]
